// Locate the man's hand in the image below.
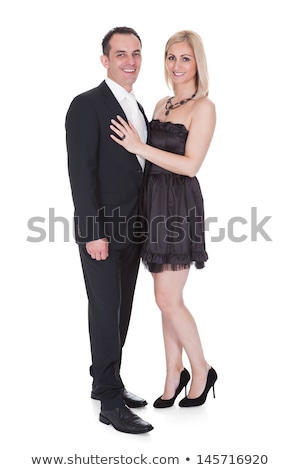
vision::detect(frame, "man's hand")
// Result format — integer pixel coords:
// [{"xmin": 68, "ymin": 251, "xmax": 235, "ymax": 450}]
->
[{"xmin": 86, "ymin": 238, "xmax": 109, "ymax": 261}]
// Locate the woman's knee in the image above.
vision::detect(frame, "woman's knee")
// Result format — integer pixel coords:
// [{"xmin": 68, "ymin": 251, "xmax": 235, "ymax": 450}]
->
[{"xmin": 155, "ymin": 291, "xmax": 182, "ymax": 317}]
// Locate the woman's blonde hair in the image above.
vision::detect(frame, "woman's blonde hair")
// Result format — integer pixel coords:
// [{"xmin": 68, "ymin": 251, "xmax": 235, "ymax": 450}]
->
[{"xmin": 164, "ymin": 30, "xmax": 209, "ymax": 99}]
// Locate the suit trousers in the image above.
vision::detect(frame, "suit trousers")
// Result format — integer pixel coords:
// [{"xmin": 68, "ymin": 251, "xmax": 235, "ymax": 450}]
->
[{"xmin": 79, "ymin": 242, "xmax": 141, "ymax": 410}]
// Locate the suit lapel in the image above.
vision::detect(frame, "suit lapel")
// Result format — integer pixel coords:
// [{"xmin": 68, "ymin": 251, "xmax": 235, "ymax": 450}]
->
[
  {"xmin": 98, "ymin": 81, "xmax": 149, "ymax": 172},
  {"xmin": 97, "ymin": 81, "xmax": 128, "ymax": 121}
]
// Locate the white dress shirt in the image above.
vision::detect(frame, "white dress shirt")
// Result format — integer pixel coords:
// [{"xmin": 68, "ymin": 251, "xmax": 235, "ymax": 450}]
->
[{"xmin": 105, "ymin": 78, "xmax": 146, "ymax": 171}]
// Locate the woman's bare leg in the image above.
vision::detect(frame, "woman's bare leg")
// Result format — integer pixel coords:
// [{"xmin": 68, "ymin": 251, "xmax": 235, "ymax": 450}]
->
[
  {"xmin": 153, "ymin": 269, "xmax": 210, "ymax": 398},
  {"xmin": 160, "ymin": 314, "xmax": 184, "ymax": 399}
]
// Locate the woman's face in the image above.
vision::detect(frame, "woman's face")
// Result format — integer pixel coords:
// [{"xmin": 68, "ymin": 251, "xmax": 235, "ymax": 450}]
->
[{"xmin": 166, "ymin": 41, "xmax": 197, "ymax": 87}]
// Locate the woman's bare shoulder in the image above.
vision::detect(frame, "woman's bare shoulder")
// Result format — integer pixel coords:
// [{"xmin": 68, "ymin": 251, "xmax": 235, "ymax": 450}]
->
[
  {"xmin": 186, "ymin": 97, "xmax": 216, "ymax": 136},
  {"xmin": 194, "ymin": 96, "xmax": 216, "ymax": 113}
]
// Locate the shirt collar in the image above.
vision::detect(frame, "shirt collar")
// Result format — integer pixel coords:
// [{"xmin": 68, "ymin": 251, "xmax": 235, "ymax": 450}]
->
[{"xmin": 105, "ymin": 77, "xmax": 133, "ymax": 103}]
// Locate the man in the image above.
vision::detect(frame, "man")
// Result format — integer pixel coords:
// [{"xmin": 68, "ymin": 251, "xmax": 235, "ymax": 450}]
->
[{"xmin": 65, "ymin": 27, "xmax": 153, "ymax": 434}]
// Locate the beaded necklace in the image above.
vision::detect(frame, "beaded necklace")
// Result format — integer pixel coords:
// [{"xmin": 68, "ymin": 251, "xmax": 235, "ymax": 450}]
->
[{"xmin": 165, "ymin": 92, "xmax": 196, "ymax": 116}]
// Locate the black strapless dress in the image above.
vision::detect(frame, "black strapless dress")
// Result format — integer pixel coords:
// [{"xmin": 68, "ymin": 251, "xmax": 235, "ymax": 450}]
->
[{"xmin": 141, "ymin": 120, "xmax": 208, "ymax": 272}]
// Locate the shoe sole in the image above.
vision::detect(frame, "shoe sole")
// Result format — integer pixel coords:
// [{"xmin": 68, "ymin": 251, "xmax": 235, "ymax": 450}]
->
[{"xmin": 123, "ymin": 402, "xmax": 148, "ymax": 408}]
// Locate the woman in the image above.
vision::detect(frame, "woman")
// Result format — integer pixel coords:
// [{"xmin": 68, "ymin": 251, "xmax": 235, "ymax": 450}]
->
[{"xmin": 110, "ymin": 30, "xmax": 217, "ymax": 407}]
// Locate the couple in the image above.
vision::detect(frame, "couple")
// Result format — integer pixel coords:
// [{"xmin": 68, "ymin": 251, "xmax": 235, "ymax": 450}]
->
[{"xmin": 66, "ymin": 26, "xmax": 217, "ymax": 435}]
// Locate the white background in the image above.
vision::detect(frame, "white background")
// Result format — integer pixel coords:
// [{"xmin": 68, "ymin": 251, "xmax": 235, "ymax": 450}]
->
[{"xmin": 1, "ymin": 0, "xmax": 299, "ymax": 468}]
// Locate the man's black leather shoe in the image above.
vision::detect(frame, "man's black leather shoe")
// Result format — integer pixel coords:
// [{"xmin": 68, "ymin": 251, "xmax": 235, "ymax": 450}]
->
[
  {"xmin": 99, "ymin": 405, "xmax": 153, "ymax": 434},
  {"xmin": 91, "ymin": 389, "xmax": 148, "ymax": 408},
  {"xmin": 122, "ymin": 389, "xmax": 147, "ymax": 408}
]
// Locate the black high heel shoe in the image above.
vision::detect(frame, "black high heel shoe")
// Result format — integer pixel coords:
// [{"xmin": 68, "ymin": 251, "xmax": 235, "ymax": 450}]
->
[
  {"xmin": 153, "ymin": 368, "xmax": 190, "ymax": 408},
  {"xmin": 178, "ymin": 367, "xmax": 217, "ymax": 407}
]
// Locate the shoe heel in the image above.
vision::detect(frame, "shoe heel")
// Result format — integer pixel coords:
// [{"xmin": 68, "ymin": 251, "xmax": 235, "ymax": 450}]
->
[
  {"xmin": 99, "ymin": 414, "xmax": 110, "ymax": 425},
  {"xmin": 153, "ymin": 368, "xmax": 190, "ymax": 408},
  {"xmin": 179, "ymin": 367, "xmax": 217, "ymax": 407}
]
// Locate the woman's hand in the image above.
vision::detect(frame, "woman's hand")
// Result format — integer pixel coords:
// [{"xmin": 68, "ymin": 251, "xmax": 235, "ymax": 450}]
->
[{"xmin": 110, "ymin": 115, "xmax": 142, "ymax": 154}]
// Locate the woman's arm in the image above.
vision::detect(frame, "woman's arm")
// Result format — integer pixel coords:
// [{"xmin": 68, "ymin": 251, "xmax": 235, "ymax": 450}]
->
[{"xmin": 110, "ymin": 98, "xmax": 216, "ymax": 177}]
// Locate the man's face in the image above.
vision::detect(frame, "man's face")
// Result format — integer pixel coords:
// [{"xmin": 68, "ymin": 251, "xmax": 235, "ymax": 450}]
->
[{"xmin": 101, "ymin": 33, "xmax": 142, "ymax": 92}]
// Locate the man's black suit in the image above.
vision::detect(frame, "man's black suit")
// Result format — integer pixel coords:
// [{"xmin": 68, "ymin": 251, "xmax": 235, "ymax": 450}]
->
[{"xmin": 66, "ymin": 81, "xmax": 148, "ymax": 410}]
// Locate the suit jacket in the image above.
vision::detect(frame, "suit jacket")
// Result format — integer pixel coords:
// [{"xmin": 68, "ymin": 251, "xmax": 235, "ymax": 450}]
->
[{"xmin": 66, "ymin": 81, "xmax": 149, "ymax": 248}]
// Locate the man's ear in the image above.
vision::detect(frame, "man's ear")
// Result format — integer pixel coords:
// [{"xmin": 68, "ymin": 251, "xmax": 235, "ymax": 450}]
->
[{"xmin": 100, "ymin": 55, "xmax": 109, "ymax": 69}]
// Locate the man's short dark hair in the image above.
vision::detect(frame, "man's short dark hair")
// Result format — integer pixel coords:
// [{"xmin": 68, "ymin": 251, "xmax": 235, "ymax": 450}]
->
[{"xmin": 102, "ymin": 26, "xmax": 142, "ymax": 57}]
